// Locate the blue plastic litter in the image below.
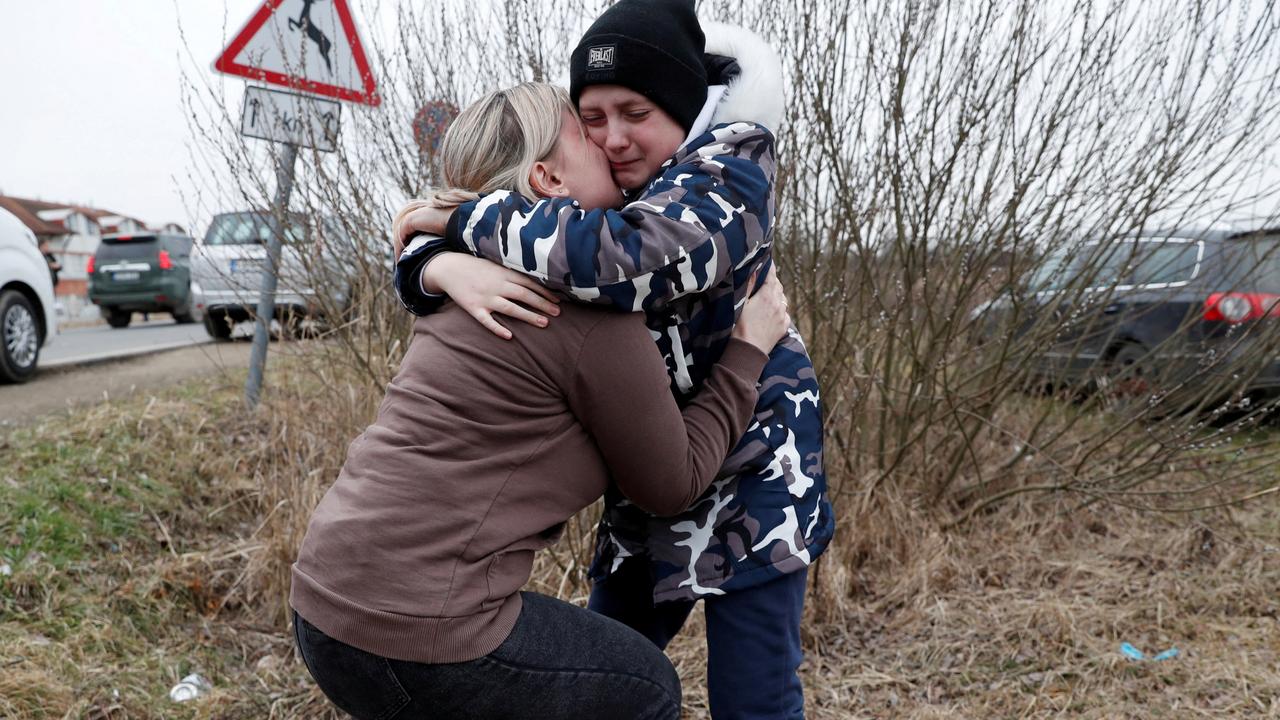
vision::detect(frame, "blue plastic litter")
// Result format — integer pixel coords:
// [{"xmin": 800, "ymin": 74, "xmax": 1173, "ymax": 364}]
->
[{"xmin": 1120, "ymin": 642, "xmax": 1179, "ymax": 661}]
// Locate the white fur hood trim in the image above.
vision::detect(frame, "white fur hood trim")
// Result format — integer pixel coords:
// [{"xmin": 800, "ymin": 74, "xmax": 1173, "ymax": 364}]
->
[{"xmin": 702, "ymin": 21, "xmax": 785, "ymax": 134}]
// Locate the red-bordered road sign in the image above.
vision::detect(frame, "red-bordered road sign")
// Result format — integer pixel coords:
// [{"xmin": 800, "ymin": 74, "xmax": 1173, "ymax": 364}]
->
[{"xmin": 214, "ymin": 0, "xmax": 379, "ymax": 106}]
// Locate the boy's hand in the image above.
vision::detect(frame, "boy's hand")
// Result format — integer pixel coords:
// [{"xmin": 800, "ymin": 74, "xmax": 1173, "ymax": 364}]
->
[{"xmin": 424, "ymin": 254, "xmax": 561, "ymax": 340}]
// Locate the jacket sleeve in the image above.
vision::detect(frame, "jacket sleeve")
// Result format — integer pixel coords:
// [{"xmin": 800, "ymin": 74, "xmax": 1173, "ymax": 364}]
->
[
  {"xmin": 445, "ymin": 122, "xmax": 776, "ymax": 313},
  {"xmin": 393, "ymin": 232, "xmax": 453, "ymax": 316},
  {"xmin": 567, "ymin": 314, "xmax": 769, "ymax": 516}
]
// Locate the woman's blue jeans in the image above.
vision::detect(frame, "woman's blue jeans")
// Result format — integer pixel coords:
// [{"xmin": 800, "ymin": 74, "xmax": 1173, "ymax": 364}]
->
[{"xmin": 293, "ymin": 592, "xmax": 681, "ymax": 720}]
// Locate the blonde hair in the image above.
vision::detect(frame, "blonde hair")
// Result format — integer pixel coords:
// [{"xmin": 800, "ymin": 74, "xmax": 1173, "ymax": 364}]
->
[{"xmin": 393, "ymin": 82, "xmax": 578, "ymax": 256}]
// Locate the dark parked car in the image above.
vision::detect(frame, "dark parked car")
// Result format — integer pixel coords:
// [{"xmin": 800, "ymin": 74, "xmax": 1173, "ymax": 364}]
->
[
  {"xmin": 88, "ymin": 233, "xmax": 197, "ymax": 328},
  {"xmin": 981, "ymin": 228, "xmax": 1280, "ymax": 402}
]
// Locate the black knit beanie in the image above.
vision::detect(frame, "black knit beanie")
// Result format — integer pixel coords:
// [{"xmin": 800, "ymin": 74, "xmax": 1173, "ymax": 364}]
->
[{"xmin": 569, "ymin": 0, "xmax": 707, "ymax": 133}]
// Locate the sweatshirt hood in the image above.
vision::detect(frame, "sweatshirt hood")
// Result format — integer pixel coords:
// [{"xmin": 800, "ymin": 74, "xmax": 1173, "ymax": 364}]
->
[{"xmin": 702, "ymin": 21, "xmax": 785, "ymax": 134}]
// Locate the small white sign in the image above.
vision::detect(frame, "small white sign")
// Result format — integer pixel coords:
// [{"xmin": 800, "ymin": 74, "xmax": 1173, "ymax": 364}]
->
[{"xmin": 240, "ymin": 85, "xmax": 341, "ymax": 151}]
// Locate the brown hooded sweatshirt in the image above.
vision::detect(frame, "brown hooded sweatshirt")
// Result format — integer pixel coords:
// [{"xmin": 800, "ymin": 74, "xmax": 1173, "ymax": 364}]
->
[{"xmin": 290, "ymin": 301, "xmax": 767, "ymax": 663}]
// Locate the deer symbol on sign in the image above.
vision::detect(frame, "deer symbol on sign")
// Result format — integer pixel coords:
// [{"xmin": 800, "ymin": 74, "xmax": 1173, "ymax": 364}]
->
[{"xmin": 288, "ymin": 0, "xmax": 333, "ymax": 75}]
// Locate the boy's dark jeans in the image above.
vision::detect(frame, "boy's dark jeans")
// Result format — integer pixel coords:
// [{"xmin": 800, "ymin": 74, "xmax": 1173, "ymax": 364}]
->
[
  {"xmin": 293, "ymin": 592, "xmax": 681, "ymax": 720},
  {"xmin": 588, "ymin": 559, "xmax": 808, "ymax": 720}
]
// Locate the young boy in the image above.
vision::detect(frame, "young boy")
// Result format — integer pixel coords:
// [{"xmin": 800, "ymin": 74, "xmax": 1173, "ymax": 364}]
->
[{"xmin": 395, "ymin": 2, "xmax": 832, "ymax": 717}]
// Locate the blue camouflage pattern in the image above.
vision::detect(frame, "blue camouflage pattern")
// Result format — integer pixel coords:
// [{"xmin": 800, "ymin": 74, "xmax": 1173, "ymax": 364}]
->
[{"xmin": 395, "ymin": 121, "xmax": 833, "ymax": 602}]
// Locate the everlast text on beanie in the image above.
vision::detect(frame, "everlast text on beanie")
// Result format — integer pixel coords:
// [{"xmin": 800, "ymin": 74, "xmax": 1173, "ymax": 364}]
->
[{"xmin": 569, "ymin": 0, "xmax": 708, "ymax": 133}]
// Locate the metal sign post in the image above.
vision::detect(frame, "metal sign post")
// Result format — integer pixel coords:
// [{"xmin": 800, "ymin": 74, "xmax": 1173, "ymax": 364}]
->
[
  {"xmin": 213, "ymin": 0, "xmax": 379, "ymax": 409},
  {"xmin": 243, "ymin": 143, "xmax": 298, "ymax": 408}
]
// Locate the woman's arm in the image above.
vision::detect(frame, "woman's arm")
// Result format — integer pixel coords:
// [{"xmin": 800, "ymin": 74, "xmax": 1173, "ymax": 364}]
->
[{"xmin": 567, "ymin": 267, "xmax": 789, "ymax": 516}]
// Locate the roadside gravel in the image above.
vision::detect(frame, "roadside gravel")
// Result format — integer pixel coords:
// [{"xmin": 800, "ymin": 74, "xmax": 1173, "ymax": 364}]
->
[{"xmin": 0, "ymin": 341, "xmax": 254, "ymax": 427}]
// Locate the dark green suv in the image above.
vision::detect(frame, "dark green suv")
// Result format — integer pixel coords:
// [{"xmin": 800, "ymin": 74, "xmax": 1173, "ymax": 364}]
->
[{"xmin": 88, "ymin": 233, "xmax": 197, "ymax": 328}]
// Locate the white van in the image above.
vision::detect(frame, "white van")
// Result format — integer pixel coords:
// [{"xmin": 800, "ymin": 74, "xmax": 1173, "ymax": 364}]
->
[{"xmin": 0, "ymin": 207, "xmax": 57, "ymax": 382}]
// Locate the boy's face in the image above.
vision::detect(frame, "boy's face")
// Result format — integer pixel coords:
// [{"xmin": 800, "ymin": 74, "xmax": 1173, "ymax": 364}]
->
[
  {"xmin": 578, "ymin": 85, "xmax": 687, "ymax": 191},
  {"xmin": 550, "ymin": 110, "xmax": 623, "ymax": 210}
]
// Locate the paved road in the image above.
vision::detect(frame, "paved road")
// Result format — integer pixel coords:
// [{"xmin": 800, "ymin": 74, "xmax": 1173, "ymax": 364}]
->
[
  {"xmin": 2, "ymin": 317, "xmax": 272, "ymax": 427},
  {"xmin": 40, "ymin": 317, "xmax": 215, "ymax": 368},
  {"xmin": 1, "ymin": 341, "xmax": 255, "ymax": 428}
]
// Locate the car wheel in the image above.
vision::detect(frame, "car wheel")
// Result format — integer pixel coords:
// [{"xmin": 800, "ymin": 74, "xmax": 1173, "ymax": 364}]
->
[
  {"xmin": 106, "ymin": 309, "xmax": 131, "ymax": 328},
  {"xmin": 203, "ymin": 312, "xmax": 233, "ymax": 341},
  {"xmin": 0, "ymin": 289, "xmax": 41, "ymax": 383},
  {"xmin": 172, "ymin": 292, "xmax": 199, "ymax": 324},
  {"xmin": 279, "ymin": 310, "xmax": 306, "ymax": 341},
  {"xmin": 1095, "ymin": 342, "xmax": 1154, "ymax": 409}
]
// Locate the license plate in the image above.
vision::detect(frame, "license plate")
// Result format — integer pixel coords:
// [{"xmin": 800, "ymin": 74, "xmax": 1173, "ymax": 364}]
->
[
  {"xmin": 113, "ymin": 271, "xmax": 140, "ymax": 281},
  {"xmin": 231, "ymin": 259, "xmax": 264, "ymax": 273}
]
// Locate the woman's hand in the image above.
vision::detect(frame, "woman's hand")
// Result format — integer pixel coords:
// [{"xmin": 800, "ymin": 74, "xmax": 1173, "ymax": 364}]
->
[
  {"xmin": 732, "ymin": 265, "xmax": 791, "ymax": 353},
  {"xmin": 424, "ymin": 254, "xmax": 561, "ymax": 340}
]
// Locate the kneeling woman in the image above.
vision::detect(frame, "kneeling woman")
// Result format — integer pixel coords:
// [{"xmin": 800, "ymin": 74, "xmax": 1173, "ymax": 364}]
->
[{"xmin": 289, "ymin": 82, "xmax": 792, "ymax": 720}]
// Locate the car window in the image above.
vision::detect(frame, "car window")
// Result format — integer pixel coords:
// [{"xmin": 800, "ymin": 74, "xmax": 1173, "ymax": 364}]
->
[
  {"xmin": 204, "ymin": 213, "xmax": 309, "ymax": 246},
  {"xmin": 97, "ymin": 238, "xmax": 158, "ymax": 261},
  {"xmin": 1029, "ymin": 248, "xmax": 1071, "ymax": 291},
  {"xmin": 1030, "ymin": 241, "xmax": 1135, "ymax": 291},
  {"xmin": 1089, "ymin": 242, "xmax": 1138, "ymax": 288},
  {"xmin": 1131, "ymin": 240, "xmax": 1199, "ymax": 286}
]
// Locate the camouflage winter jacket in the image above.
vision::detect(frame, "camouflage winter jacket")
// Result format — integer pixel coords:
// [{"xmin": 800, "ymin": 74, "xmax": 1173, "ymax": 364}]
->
[{"xmin": 393, "ymin": 25, "xmax": 833, "ymax": 602}]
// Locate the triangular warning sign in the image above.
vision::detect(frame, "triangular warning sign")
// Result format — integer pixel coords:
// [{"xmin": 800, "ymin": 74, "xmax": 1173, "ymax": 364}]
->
[{"xmin": 214, "ymin": 0, "xmax": 379, "ymax": 106}]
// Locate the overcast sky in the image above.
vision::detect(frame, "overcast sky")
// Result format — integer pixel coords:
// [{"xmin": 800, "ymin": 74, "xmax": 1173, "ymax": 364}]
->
[
  {"xmin": 1, "ymin": 3, "xmax": 240, "ymax": 228},
  {"xmin": 1, "ymin": 2, "xmax": 1275, "ymax": 236},
  {"xmin": 0, "ymin": 1, "xmax": 584, "ymax": 236},
  {"xmin": 0, "ymin": 1, "xmax": 419, "ymax": 232}
]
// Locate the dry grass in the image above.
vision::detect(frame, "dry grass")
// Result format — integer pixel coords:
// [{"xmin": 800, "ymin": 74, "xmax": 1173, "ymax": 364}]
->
[
  {"xmin": 2, "ymin": 351, "xmax": 1278, "ymax": 718},
  {"xmin": 783, "ymin": 503, "xmax": 1280, "ymax": 718}
]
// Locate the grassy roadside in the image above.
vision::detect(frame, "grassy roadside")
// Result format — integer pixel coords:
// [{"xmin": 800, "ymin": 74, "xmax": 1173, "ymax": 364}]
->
[
  {"xmin": 2, "ymin": 362, "xmax": 1278, "ymax": 718},
  {"xmin": 0, "ymin": 371, "xmax": 331, "ymax": 718}
]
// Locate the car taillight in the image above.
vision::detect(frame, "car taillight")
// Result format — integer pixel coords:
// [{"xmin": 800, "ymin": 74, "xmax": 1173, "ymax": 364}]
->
[
  {"xmin": 158, "ymin": 250, "xmax": 173, "ymax": 270},
  {"xmin": 1204, "ymin": 292, "xmax": 1280, "ymax": 323},
  {"xmin": 86, "ymin": 256, "xmax": 95, "ymax": 274}
]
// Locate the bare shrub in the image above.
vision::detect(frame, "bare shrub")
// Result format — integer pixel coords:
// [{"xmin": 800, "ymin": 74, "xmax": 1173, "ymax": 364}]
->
[{"xmin": 735, "ymin": 0, "xmax": 1280, "ymax": 531}]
